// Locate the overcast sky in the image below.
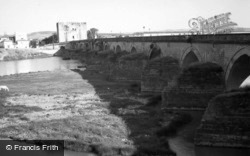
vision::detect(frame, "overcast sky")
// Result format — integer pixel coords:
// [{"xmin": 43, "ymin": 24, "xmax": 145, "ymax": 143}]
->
[{"xmin": 0, "ymin": 0, "xmax": 249, "ymax": 34}]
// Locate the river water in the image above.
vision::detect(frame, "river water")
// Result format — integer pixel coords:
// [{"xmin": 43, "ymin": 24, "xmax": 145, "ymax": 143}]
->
[{"xmin": 0, "ymin": 57, "xmax": 82, "ymax": 76}]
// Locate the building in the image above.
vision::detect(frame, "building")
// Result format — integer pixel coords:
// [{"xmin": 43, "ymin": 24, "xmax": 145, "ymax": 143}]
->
[
  {"xmin": 0, "ymin": 39, "xmax": 14, "ymax": 48},
  {"xmin": 0, "ymin": 33, "xmax": 29, "ymax": 48},
  {"xmin": 15, "ymin": 32, "xmax": 29, "ymax": 48},
  {"xmin": 0, "ymin": 35, "xmax": 15, "ymax": 48},
  {"xmin": 56, "ymin": 22, "xmax": 87, "ymax": 43}
]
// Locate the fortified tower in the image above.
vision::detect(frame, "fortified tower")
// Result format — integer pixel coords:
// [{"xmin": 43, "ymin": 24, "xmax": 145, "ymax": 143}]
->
[{"xmin": 56, "ymin": 22, "xmax": 87, "ymax": 43}]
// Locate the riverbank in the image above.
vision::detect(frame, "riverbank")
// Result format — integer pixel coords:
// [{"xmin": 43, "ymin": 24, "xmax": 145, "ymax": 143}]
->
[
  {"xmin": 0, "ymin": 68, "xmax": 192, "ymax": 155},
  {"xmin": 0, "ymin": 48, "xmax": 53, "ymax": 61}
]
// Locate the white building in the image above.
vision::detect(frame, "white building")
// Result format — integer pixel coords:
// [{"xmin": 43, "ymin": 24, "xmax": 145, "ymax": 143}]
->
[
  {"xmin": 0, "ymin": 33, "xmax": 29, "ymax": 48},
  {"xmin": 0, "ymin": 39, "xmax": 14, "ymax": 48},
  {"xmin": 15, "ymin": 32, "xmax": 29, "ymax": 48}
]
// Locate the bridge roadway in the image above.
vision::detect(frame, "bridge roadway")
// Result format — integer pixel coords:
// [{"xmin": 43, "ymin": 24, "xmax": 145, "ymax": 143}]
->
[{"xmin": 65, "ymin": 33, "xmax": 250, "ymax": 90}]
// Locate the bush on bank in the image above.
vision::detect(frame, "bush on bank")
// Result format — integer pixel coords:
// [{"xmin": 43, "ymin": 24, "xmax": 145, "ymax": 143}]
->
[{"xmin": 0, "ymin": 48, "xmax": 51, "ymax": 61}]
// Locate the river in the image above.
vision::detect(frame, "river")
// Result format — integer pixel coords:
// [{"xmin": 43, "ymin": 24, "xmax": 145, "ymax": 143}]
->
[{"xmin": 0, "ymin": 57, "xmax": 82, "ymax": 76}]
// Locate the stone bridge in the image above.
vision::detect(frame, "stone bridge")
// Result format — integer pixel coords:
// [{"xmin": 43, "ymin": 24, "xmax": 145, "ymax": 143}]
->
[{"xmin": 65, "ymin": 34, "xmax": 250, "ymax": 90}]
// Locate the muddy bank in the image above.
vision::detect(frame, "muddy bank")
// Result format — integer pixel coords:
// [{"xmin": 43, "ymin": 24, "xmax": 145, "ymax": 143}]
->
[{"xmin": 0, "ymin": 48, "xmax": 53, "ymax": 61}]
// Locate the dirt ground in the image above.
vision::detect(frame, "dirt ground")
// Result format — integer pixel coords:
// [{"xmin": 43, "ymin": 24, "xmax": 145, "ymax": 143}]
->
[{"xmin": 0, "ymin": 68, "xmax": 181, "ymax": 155}]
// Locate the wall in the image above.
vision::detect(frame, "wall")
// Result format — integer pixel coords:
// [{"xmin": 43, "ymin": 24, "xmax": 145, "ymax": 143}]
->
[
  {"xmin": 15, "ymin": 32, "xmax": 28, "ymax": 41},
  {"xmin": 57, "ymin": 22, "xmax": 87, "ymax": 43},
  {"xmin": 16, "ymin": 40, "xmax": 29, "ymax": 48},
  {"xmin": 1, "ymin": 41, "xmax": 14, "ymax": 48}
]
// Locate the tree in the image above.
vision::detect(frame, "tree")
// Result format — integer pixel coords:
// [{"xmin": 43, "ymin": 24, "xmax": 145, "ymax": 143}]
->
[
  {"xmin": 41, "ymin": 33, "xmax": 58, "ymax": 45},
  {"xmin": 29, "ymin": 39, "xmax": 38, "ymax": 48},
  {"xmin": 87, "ymin": 28, "xmax": 99, "ymax": 39}
]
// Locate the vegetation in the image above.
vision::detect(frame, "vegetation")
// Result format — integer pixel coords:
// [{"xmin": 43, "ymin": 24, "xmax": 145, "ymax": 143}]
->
[
  {"xmin": 40, "ymin": 33, "xmax": 58, "ymax": 45},
  {"xmin": 28, "ymin": 31, "xmax": 56, "ymax": 40},
  {"xmin": 72, "ymin": 68, "xmax": 177, "ymax": 155},
  {"xmin": 87, "ymin": 28, "xmax": 99, "ymax": 39},
  {"xmin": 0, "ymin": 48, "xmax": 51, "ymax": 61}
]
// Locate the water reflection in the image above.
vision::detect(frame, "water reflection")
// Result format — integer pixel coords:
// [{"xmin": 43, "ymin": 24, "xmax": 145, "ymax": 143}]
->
[{"xmin": 0, "ymin": 57, "xmax": 81, "ymax": 76}]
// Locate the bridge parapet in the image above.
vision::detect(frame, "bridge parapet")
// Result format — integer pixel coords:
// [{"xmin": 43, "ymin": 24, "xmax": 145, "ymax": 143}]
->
[{"xmin": 68, "ymin": 33, "xmax": 250, "ymax": 45}]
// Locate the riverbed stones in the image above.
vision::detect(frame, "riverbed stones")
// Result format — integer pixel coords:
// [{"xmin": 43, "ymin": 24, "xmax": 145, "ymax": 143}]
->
[
  {"xmin": 141, "ymin": 56, "xmax": 180, "ymax": 94},
  {"xmin": 195, "ymin": 89, "xmax": 250, "ymax": 148},
  {"xmin": 162, "ymin": 62, "xmax": 224, "ymax": 109}
]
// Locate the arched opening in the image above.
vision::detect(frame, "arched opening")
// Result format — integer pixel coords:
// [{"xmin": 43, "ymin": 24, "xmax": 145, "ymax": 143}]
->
[
  {"xmin": 116, "ymin": 45, "xmax": 121, "ymax": 53},
  {"xmin": 131, "ymin": 47, "xmax": 137, "ymax": 53},
  {"xmin": 182, "ymin": 51, "xmax": 199, "ymax": 67},
  {"xmin": 227, "ymin": 54, "xmax": 250, "ymax": 90}
]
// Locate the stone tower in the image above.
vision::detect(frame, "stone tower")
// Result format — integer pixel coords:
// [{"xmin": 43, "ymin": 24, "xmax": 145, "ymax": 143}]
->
[{"xmin": 56, "ymin": 22, "xmax": 87, "ymax": 43}]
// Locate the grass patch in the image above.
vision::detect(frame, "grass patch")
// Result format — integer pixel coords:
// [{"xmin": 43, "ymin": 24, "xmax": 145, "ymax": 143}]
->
[
  {"xmin": 0, "ymin": 115, "xmax": 135, "ymax": 155},
  {"xmin": 0, "ymin": 91, "xmax": 9, "ymax": 105},
  {"xmin": 0, "ymin": 93, "xmax": 44, "ymax": 119}
]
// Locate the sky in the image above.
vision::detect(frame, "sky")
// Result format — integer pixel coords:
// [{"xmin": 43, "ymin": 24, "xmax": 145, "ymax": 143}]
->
[{"xmin": 0, "ymin": 0, "xmax": 250, "ymax": 35}]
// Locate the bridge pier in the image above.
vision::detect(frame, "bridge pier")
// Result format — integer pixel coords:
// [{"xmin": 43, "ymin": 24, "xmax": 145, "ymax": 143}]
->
[
  {"xmin": 162, "ymin": 62, "xmax": 225, "ymax": 109},
  {"xmin": 141, "ymin": 56, "xmax": 180, "ymax": 94},
  {"xmin": 195, "ymin": 89, "xmax": 250, "ymax": 148}
]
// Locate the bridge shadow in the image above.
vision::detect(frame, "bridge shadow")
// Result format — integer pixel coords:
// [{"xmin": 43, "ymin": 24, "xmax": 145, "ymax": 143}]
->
[{"xmin": 72, "ymin": 68, "xmax": 177, "ymax": 156}]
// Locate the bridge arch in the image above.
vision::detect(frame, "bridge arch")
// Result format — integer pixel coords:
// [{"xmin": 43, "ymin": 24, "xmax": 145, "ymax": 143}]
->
[
  {"xmin": 181, "ymin": 46, "xmax": 202, "ymax": 67},
  {"xmin": 116, "ymin": 45, "xmax": 122, "ymax": 53},
  {"xmin": 225, "ymin": 47, "xmax": 250, "ymax": 90},
  {"xmin": 131, "ymin": 47, "xmax": 137, "ymax": 53}
]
